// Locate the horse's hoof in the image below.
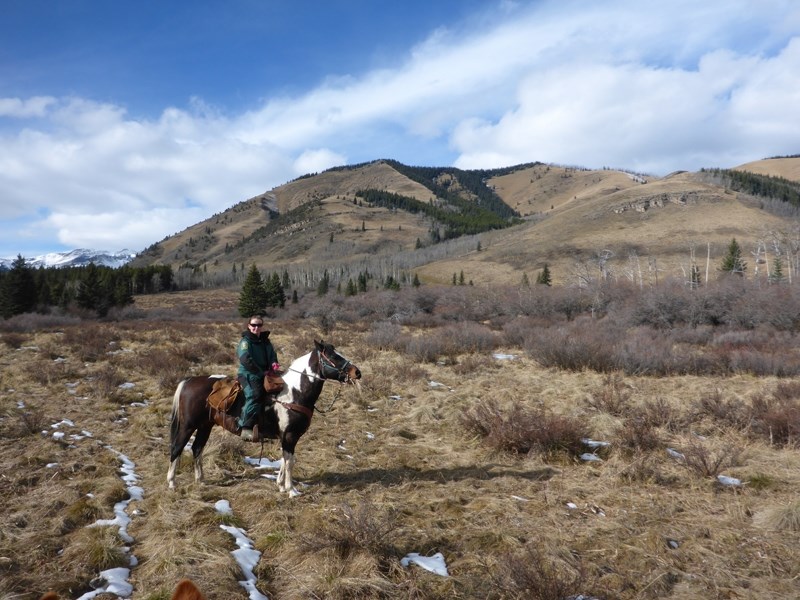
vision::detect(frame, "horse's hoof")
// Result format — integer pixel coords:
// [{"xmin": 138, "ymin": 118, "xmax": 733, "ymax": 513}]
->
[
  {"xmin": 288, "ymin": 488, "xmax": 302, "ymax": 498},
  {"xmin": 240, "ymin": 428, "xmax": 254, "ymax": 441}
]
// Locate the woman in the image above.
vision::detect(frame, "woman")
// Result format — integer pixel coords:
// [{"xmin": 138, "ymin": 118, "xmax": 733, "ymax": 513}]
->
[{"xmin": 236, "ymin": 315, "xmax": 280, "ymax": 441}]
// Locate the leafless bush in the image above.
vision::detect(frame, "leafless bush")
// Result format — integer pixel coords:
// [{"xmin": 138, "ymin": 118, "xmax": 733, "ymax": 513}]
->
[
  {"xmin": 452, "ymin": 355, "xmax": 500, "ymax": 376},
  {"xmin": 691, "ymin": 389, "xmax": 752, "ymax": 430},
  {"xmin": 461, "ymin": 400, "xmax": 587, "ymax": 457},
  {"xmin": 62, "ymin": 324, "xmax": 120, "ymax": 362},
  {"xmin": 727, "ymin": 349, "xmax": 800, "ymax": 377},
  {"xmin": 681, "ymin": 438, "xmax": 741, "ymax": 478},
  {"xmin": 137, "ymin": 347, "xmax": 193, "ymax": 393},
  {"xmin": 364, "ymin": 322, "xmax": 405, "ymax": 351},
  {"xmin": 0, "ymin": 311, "xmax": 81, "ymax": 333},
  {"xmin": 299, "ymin": 500, "xmax": 398, "ymax": 562},
  {"xmin": 87, "ymin": 365, "xmax": 127, "ymax": 401},
  {"xmin": 525, "ymin": 318, "xmax": 621, "ymax": 372},
  {"xmin": 490, "ymin": 545, "xmax": 598, "ymax": 600},
  {"xmin": 616, "ymin": 418, "xmax": 663, "ymax": 454},
  {"xmin": 405, "ymin": 334, "xmax": 447, "ymax": 363},
  {"xmin": 438, "ymin": 322, "xmax": 498, "ymax": 354},
  {"xmin": 22, "ymin": 358, "xmax": 72, "ymax": 386},
  {"xmin": 634, "ymin": 397, "xmax": 683, "ymax": 431},
  {"xmin": 586, "ymin": 374, "xmax": 631, "ymax": 416},
  {"xmin": 1, "ymin": 332, "xmax": 28, "ymax": 349},
  {"xmin": 0, "ymin": 407, "xmax": 47, "ymax": 439},
  {"xmin": 751, "ymin": 394, "xmax": 800, "ymax": 447}
]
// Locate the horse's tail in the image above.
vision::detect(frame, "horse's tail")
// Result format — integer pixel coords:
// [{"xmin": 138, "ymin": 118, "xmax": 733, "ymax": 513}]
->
[{"xmin": 169, "ymin": 379, "xmax": 187, "ymax": 455}]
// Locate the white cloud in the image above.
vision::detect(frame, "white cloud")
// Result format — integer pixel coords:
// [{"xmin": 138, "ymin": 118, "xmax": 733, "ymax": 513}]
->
[
  {"xmin": 293, "ymin": 149, "xmax": 347, "ymax": 176},
  {"xmin": 0, "ymin": 96, "xmax": 56, "ymax": 118},
  {"xmin": 1, "ymin": 0, "xmax": 799, "ymax": 255}
]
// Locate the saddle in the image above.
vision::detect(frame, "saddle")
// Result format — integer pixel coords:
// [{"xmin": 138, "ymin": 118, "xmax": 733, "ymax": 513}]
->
[
  {"xmin": 207, "ymin": 377, "xmax": 241, "ymax": 411},
  {"xmin": 206, "ymin": 375, "xmax": 285, "ymax": 412}
]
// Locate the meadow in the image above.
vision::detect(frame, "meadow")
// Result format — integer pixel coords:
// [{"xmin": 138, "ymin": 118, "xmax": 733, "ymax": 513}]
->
[{"xmin": 1, "ymin": 280, "xmax": 800, "ymax": 599}]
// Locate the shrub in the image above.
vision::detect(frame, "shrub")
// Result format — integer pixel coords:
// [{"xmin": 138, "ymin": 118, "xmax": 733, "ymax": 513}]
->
[
  {"xmin": 585, "ymin": 374, "xmax": 631, "ymax": 416},
  {"xmin": 616, "ymin": 418, "xmax": 663, "ymax": 454},
  {"xmin": 751, "ymin": 394, "xmax": 800, "ymax": 446},
  {"xmin": 680, "ymin": 438, "xmax": 741, "ymax": 478},
  {"xmin": 490, "ymin": 545, "xmax": 599, "ymax": 600},
  {"xmin": 461, "ymin": 400, "xmax": 587, "ymax": 457}
]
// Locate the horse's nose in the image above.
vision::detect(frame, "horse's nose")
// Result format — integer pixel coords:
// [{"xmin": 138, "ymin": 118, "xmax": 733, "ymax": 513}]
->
[{"xmin": 354, "ymin": 367, "xmax": 362, "ymax": 379}]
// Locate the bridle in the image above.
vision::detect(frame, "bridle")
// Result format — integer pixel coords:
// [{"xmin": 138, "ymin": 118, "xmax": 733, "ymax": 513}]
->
[
  {"xmin": 280, "ymin": 348, "xmax": 355, "ymax": 418},
  {"xmin": 287, "ymin": 348, "xmax": 354, "ymax": 383}
]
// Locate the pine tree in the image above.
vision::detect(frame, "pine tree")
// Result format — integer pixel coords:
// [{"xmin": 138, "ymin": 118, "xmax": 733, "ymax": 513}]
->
[
  {"xmin": 536, "ymin": 264, "xmax": 552, "ymax": 286},
  {"xmin": 0, "ymin": 255, "xmax": 37, "ymax": 318},
  {"xmin": 719, "ymin": 238, "xmax": 747, "ymax": 276},
  {"xmin": 520, "ymin": 273, "xmax": 530, "ymax": 288},
  {"xmin": 412, "ymin": 273, "xmax": 421, "ymax": 287},
  {"xmin": 238, "ymin": 264, "xmax": 268, "ymax": 317},
  {"xmin": 770, "ymin": 255, "xmax": 785, "ymax": 284},
  {"xmin": 264, "ymin": 272, "xmax": 286, "ymax": 308},
  {"xmin": 317, "ymin": 270, "xmax": 330, "ymax": 296}
]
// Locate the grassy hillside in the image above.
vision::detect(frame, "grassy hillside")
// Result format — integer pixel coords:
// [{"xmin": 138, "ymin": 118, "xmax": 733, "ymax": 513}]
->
[{"xmin": 129, "ymin": 157, "xmax": 800, "ymax": 289}]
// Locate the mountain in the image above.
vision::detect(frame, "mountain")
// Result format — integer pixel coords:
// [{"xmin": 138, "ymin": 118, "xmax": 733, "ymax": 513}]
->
[
  {"xmin": 131, "ymin": 156, "xmax": 800, "ymax": 287},
  {"xmin": 0, "ymin": 249, "xmax": 136, "ymax": 270}
]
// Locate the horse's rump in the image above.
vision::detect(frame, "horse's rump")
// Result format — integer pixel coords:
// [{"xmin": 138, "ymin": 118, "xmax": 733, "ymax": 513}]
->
[{"xmin": 207, "ymin": 377, "xmax": 241, "ymax": 411}]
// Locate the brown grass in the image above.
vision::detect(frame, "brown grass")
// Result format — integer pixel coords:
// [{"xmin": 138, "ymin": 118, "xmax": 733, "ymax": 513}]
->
[{"xmin": 2, "ymin": 287, "xmax": 800, "ymax": 599}]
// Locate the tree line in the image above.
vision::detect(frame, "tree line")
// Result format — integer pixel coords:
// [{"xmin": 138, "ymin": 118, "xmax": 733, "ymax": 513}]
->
[{"xmin": 0, "ymin": 256, "xmax": 174, "ymax": 318}]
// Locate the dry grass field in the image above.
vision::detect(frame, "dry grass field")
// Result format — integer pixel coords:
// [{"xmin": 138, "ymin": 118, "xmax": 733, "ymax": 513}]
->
[{"xmin": 2, "ymin": 285, "xmax": 800, "ymax": 599}]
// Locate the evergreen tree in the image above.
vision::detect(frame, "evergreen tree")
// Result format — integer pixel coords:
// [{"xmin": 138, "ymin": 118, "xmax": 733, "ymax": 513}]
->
[
  {"xmin": 358, "ymin": 272, "xmax": 368, "ymax": 293},
  {"xmin": 292, "ymin": 289, "xmax": 298, "ymax": 303},
  {"xmin": 719, "ymin": 238, "xmax": 747, "ymax": 276},
  {"xmin": 520, "ymin": 273, "xmax": 530, "ymax": 288},
  {"xmin": 0, "ymin": 255, "xmax": 37, "ymax": 318},
  {"xmin": 452, "ymin": 272, "xmax": 457, "ymax": 285},
  {"xmin": 264, "ymin": 272, "xmax": 286, "ymax": 308},
  {"xmin": 238, "ymin": 264, "xmax": 268, "ymax": 317},
  {"xmin": 384, "ymin": 275, "xmax": 401, "ymax": 290},
  {"xmin": 76, "ymin": 263, "xmax": 101, "ymax": 312},
  {"xmin": 536, "ymin": 264, "xmax": 552, "ymax": 286},
  {"xmin": 770, "ymin": 255, "xmax": 785, "ymax": 284},
  {"xmin": 345, "ymin": 278, "xmax": 357, "ymax": 296},
  {"xmin": 317, "ymin": 270, "xmax": 330, "ymax": 296},
  {"xmin": 459, "ymin": 270, "xmax": 465, "ymax": 285},
  {"xmin": 282, "ymin": 269, "xmax": 290, "ymax": 289},
  {"xmin": 412, "ymin": 273, "xmax": 421, "ymax": 287}
]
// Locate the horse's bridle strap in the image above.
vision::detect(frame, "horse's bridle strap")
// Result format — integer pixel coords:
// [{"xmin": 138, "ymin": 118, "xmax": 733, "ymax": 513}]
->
[{"xmin": 278, "ymin": 401, "xmax": 314, "ymax": 419}]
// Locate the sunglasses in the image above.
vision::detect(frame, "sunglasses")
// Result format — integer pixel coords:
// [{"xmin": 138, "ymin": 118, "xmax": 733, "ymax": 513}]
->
[{"xmin": 249, "ymin": 323, "xmax": 263, "ymax": 327}]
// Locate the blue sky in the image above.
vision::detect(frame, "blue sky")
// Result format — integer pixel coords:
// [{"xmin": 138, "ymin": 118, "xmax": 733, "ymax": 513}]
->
[{"xmin": 1, "ymin": 0, "xmax": 799, "ymax": 258}]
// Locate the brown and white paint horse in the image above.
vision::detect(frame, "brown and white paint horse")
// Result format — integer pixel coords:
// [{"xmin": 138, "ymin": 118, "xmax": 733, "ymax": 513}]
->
[
  {"xmin": 168, "ymin": 340, "xmax": 361, "ymax": 496},
  {"xmin": 40, "ymin": 578, "xmax": 205, "ymax": 600}
]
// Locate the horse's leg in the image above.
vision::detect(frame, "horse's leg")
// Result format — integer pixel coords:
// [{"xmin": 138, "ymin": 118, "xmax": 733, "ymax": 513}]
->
[
  {"xmin": 191, "ymin": 421, "xmax": 213, "ymax": 484},
  {"xmin": 168, "ymin": 380, "xmax": 194, "ymax": 489},
  {"xmin": 278, "ymin": 430, "xmax": 302, "ymax": 496},
  {"xmin": 278, "ymin": 450, "xmax": 299, "ymax": 496}
]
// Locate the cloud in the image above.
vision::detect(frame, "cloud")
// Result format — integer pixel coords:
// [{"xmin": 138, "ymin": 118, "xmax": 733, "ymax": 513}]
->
[
  {"xmin": 1, "ymin": 0, "xmax": 799, "ymax": 255},
  {"xmin": 0, "ymin": 96, "xmax": 56, "ymax": 118}
]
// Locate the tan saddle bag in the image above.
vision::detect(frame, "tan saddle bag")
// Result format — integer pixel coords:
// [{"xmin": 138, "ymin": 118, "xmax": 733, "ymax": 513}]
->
[
  {"xmin": 265, "ymin": 373, "xmax": 285, "ymax": 395},
  {"xmin": 207, "ymin": 377, "xmax": 241, "ymax": 411}
]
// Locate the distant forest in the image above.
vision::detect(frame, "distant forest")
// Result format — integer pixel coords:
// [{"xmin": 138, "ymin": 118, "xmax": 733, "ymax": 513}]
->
[
  {"xmin": 702, "ymin": 168, "xmax": 800, "ymax": 207},
  {"xmin": 0, "ymin": 257, "xmax": 174, "ymax": 318}
]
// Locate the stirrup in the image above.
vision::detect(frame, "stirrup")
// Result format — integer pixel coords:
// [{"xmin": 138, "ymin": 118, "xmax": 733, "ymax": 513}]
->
[{"xmin": 240, "ymin": 428, "xmax": 254, "ymax": 441}]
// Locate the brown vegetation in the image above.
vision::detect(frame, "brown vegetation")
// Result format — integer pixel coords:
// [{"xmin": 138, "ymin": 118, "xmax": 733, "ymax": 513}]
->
[{"xmin": 2, "ymin": 281, "xmax": 800, "ymax": 599}]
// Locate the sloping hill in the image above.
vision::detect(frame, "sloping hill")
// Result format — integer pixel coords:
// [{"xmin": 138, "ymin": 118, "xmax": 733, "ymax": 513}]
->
[{"xmin": 130, "ymin": 157, "xmax": 800, "ymax": 288}]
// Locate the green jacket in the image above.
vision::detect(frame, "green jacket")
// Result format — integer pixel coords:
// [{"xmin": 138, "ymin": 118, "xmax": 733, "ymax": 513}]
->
[{"xmin": 237, "ymin": 330, "xmax": 278, "ymax": 379}]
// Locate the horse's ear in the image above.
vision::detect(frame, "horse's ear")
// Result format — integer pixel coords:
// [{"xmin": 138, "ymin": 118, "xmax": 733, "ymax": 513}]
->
[
  {"xmin": 315, "ymin": 339, "xmax": 324, "ymax": 349},
  {"xmin": 172, "ymin": 579, "xmax": 206, "ymax": 600}
]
